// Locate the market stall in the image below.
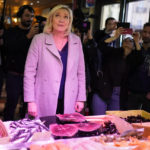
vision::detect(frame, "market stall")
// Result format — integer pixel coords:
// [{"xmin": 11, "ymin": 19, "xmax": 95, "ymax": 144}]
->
[{"xmin": 0, "ymin": 111, "xmax": 150, "ymax": 150}]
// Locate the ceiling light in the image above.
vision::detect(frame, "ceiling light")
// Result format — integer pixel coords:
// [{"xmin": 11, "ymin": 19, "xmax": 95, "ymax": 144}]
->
[
  {"xmin": 37, "ymin": 1, "xmax": 40, "ymax": 3},
  {"xmin": 12, "ymin": 17, "xmax": 18, "ymax": 23},
  {"xmin": 23, "ymin": 1, "xmax": 28, "ymax": 5}
]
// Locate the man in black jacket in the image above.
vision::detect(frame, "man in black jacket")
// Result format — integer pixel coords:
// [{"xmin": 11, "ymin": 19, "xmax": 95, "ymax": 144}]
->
[
  {"xmin": 127, "ymin": 23, "xmax": 150, "ymax": 112},
  {"xmin": 4, "ymin": 5, "xmax": 39, "ymax": 120},
  {"xmin": 94, "ymin": 17, "xmax": 117, "ymax": 48}
]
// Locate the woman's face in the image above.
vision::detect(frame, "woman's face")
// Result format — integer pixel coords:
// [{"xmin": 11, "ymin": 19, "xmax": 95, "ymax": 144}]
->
[
  {"xmin": 52, "ymin": 8, "xmax": 70, "ymax": 33},
  {"xmin": 122, "ymin": 38, "xmax": 134, "ymax": 50}
]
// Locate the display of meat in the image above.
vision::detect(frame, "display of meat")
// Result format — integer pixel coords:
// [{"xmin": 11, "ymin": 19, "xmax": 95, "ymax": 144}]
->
[
  {"xmin": 56, "ymin": 113, "xmax": 86, "ymax": 123},
  {"xmin": 0, "ymin": 120, "xmax": 8, "ymax": 138},
  {"xmin": 100, "ymin": 121, "xmax": 119, "ymax": 135},
  {"xmin": 75, "ymin": 122, "xmax": 101, "ymax": 132},
  {"xmin": 50, "ymin": 124, "xmax": 78, "ymax": 137}
]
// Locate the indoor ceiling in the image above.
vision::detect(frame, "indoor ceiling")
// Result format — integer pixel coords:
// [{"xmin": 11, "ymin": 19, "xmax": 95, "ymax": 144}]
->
[{"xmin": 0, "ymin": 0, "xmax": 73, "ymax": 17}]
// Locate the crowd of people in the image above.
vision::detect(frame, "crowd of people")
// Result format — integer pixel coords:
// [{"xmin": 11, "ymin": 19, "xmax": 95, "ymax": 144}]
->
[
  {"xmin": 0, "ymin": 4, "xmax": 149, "ymax": 120},
  {"xmin": 84, "ymin": 18, "xmax": 150, "ymax": 115}
]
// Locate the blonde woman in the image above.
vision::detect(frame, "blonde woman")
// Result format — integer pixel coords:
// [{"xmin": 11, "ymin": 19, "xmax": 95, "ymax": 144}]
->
[{"xmin": 24, "ymin": 5, "xmax": 86, "ymax": 117}]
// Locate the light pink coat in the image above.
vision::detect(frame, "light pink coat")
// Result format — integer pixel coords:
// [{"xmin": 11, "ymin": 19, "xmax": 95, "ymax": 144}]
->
[{"xmin": 24, "ymin": 33, "xmax": 86, "ymax": 117}]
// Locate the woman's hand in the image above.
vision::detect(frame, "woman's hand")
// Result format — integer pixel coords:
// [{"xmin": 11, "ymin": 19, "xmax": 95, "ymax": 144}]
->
[
  {"xmin": 75, "ymin": 101, "xmax": 84, "ymax": 112},
  {"xmin": 28, "ymin": 102, "xmax": 38, "ymax": 117},
  {"xmin": 133, "ymin": 32, "xmax": 141, "ymax": 50},
  {"xmin": 133, "ymin": 32, "xmax": 140, "ymax": 43}
]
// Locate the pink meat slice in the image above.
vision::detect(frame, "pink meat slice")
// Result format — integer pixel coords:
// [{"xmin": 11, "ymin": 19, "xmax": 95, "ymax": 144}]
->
[
  {"xmin": 56, "ymin": 113, "xmax": 86, "ymax": 122},
  {"xmin": 50, "ymin": 124, "xmax": 78, "ymax": 137},
  {"xmin": 76, "ymin": 122, "xmax": 101, "ymax": 132}
]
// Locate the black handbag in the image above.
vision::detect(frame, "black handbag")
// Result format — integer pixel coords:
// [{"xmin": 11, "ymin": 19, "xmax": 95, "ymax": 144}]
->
[{"xmin": 95, "ymin": 49, "xmax": 112, "ymax": 101}]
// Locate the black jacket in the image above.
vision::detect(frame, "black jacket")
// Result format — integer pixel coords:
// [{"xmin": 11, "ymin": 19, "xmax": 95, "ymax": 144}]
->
[
  {"xmin": 94, "ymin": 29, "xmax": 117, "ymax": 48},
  {"xmin": 85, "ymin": 39, "xmax": 144, "ymax": 101},
  {"xmin": 4, "ymin": 26, "xmax": 32, "ymax": 74},
  {"xmin": 128, "ymin": 47, "xmax": 150, "ymax": 93}
]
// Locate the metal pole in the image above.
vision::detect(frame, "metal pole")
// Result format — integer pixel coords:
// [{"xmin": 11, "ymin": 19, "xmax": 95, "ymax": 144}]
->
[
  {"xmin": 118, "ymin": 0, "xmax": 127, "ymax": 47},
  {"xmin": 119, "ymin": 0, "xmax": 127, "ymax": 22}
]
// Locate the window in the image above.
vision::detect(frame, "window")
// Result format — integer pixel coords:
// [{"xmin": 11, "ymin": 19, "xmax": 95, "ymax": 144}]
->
[
  {"xmin": 126, "ymin": 0, "xmax": 150, "ymax": 30},
  {"xmin": 100, "ymin": 4, "xmax": 120, "ymax": 29}
]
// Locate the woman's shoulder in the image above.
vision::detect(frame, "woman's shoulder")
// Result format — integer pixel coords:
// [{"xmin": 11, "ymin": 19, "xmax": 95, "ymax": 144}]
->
[
  {"xmin": 69, "ymin": 32, "xmax": 81, "ymax": 40},
  {"xmin": 33, "ymin": 32, "xmax": 48, "ymax": 39},
  {"xmin": 32, "ymin": 33, "xmax": 53, "ymax": 44}
]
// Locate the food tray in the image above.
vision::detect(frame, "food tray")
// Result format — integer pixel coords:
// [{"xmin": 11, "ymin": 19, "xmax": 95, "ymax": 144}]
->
[{"xmin": 106, "ymin": 110, "xmax": 150, "ymax": 119}]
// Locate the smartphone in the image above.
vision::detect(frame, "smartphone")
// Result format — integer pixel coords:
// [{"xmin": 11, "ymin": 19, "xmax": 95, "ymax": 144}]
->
[
  {"xmin": 122, "ymin": 28, "xmax": 133, "ymax": 35},
  {"xmin": 117, "ymin": 22, "xmax": 130, "ymax": 28}
]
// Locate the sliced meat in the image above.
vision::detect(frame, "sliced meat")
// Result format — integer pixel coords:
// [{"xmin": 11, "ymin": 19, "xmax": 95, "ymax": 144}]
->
[
  {"xmin": 56, "ymin": 113, "xmax": 86, "ymax": 123},
  {"xmin": 50, "ymin": 124, "xmax": 78, "ymax": 137},
  {"xmin": 76, "ymin": 122, "xmax": 101, "ymax": 132},
  {"xmin": 0, "ymin": 120, "xmax": 8, "ymax": 137}
]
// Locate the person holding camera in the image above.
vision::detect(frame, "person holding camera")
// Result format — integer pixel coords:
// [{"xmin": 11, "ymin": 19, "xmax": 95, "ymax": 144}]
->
[
  {"xmin": 35, "ymin": 16, "xmax": 47, "ymax": 33},
  {"xmin": 94, "ymin": 17, "xmax": 117, "ymax": 48},
  {"xmin": 89, "ymin": 27, "xmax": 143, "ymax": 115},
  {"xmin": 4, "ymin": 5, "xmax": 38, "ymax": 121},
  {"xmin": 127, "ymin": 23, "xmax": 150, "ymax": 112},
  {"xmin": 24, "ymin": 5, "xmax": 86, "ymax": 117}
]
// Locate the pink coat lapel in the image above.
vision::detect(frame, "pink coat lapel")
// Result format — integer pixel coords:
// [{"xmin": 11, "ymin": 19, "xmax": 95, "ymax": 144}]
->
[{"xmin": 45, "ymin": 33, "xmax": 61, "ymax": 60}]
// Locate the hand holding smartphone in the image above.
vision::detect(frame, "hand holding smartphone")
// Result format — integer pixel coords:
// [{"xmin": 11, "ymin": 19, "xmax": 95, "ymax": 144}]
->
[{"xmin": 117, "ymin": 22, "xmax": 133, "ymax": 35}]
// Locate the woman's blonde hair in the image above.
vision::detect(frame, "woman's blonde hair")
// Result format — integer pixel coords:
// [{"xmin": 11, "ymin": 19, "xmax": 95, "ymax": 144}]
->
[{"xmin": 43, "ymin": 4, "xmax": 73, "ymax": 35}]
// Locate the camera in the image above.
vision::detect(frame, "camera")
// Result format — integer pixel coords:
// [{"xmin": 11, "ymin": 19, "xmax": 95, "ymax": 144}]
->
[
  {"xmin": 117, "ymin": 22, "xmax": 130, "ymax": 29},
  {"xmin": 35, "ymin": 16, "xmax": 47, "ymax": 33},
  {"xmin": 74, "ymin": 20, "xmax": 90, "ymax": 33},
  {"xmin": 73, "ymin": 8, "xmax": 91, "ymax": 34},
  {"xmin": 73, "ymin": 18, "xmax": 91, "ymax": 34}
]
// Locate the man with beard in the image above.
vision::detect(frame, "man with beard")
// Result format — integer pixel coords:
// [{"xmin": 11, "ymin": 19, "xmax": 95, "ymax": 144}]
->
[
  {"xmin": 4, "ymin": 5, "xmax": 38, "ymax": 120},
  {"xmin": 127, "ymin": 23, "xmax": 150, "ymax": 112}
]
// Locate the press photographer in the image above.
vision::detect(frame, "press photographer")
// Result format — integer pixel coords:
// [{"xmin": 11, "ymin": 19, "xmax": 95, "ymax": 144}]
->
[
  {"xmin": 73, "ymin": 8, "xmax": 91, "ymax": 34},
  {"xmin": 35, "ymin": 15, "xmax": 47, "ymax": 33}
]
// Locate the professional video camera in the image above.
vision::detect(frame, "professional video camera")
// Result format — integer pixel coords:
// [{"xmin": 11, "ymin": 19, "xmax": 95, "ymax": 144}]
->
[
  {"xmin": 74, "ymin": 20, "xmax": 91, "ymax": 34},
  {"xmin": 73, "ymin": 8, "xmax": 96, "ymax": 34},
  {"xmin": 35, "ymin": 16, "xmax": 47, "ymax": 33}
]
